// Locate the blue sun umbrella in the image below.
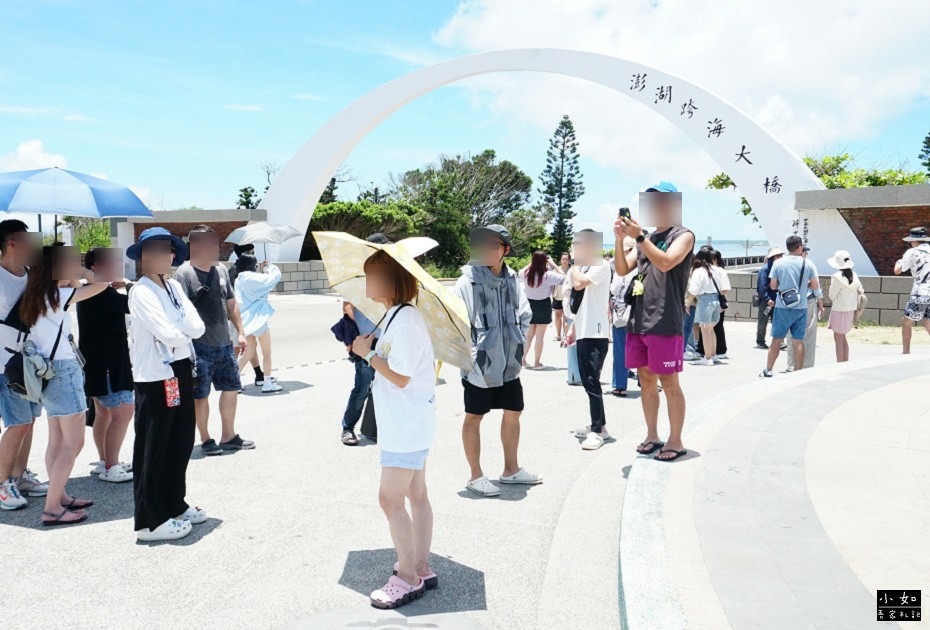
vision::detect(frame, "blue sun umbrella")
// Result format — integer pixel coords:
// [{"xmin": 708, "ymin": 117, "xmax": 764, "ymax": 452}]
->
[{"xmin": 0, "ymin": 167, "xmax": 153, "ymax": 218}]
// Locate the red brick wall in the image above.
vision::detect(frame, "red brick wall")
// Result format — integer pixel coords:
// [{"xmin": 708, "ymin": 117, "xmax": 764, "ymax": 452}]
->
[{"xmin": 838, "ymin": 206, "xmax": 930, "ymax": 274}]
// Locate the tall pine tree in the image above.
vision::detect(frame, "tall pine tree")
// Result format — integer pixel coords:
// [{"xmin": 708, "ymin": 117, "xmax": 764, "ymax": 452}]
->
[
  {"xmin": 920, "ymin": 131, "xmax": 930, "ymax": 176},
  {"xmin": 539, "ymin": 115, "xmax": 585, "ymax": 256}
]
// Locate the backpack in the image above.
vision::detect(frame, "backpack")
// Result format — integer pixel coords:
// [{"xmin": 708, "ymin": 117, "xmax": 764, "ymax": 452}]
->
[{"xmin": 2, "ymin": 294, "xmax": 64, "ymax": 397}]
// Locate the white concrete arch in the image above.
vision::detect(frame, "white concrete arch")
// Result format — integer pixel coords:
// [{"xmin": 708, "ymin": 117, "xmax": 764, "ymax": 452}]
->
[{"xmin": 262, "ymin": 48, "xmax": 874, "ymax": 274}]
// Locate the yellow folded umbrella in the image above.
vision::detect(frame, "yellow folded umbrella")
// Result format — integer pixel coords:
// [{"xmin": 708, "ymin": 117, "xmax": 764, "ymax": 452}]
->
[{"xmin": 314, "ymin": 231, "xmax": 472, "ymax": 371}]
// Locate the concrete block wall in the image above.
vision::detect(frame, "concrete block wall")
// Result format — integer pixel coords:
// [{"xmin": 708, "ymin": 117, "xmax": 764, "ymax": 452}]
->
[
  {"xmin": 727, "ymin": 271, "xmax": 914, "ymax": 325},
  {"xmin": 269, "ymin": 261, "xmax": 331, "ymax": 294}
]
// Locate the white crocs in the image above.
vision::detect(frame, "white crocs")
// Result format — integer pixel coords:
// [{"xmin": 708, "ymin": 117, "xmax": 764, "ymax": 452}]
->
[
  {"xmin": 136, "ymin": 518, "xmax": 192, "ymax": 542},
  {"xmin": 98, "ymin": 464, "xmax": 133, "ymax": 483},
  {"xmin": 176, "ymin": 506, "xmax": 207, "ymax": 524},
  {"xmin": 465, "ymin": 476, "xmax": 500, "ymax": 497},
  {"xmin": 499, "ymin": 468, "xmax": 543, "ymax": 485}
]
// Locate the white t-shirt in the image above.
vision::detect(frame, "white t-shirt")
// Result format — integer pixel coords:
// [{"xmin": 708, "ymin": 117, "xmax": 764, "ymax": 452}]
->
[
  {"xmin": 372, "ymin": 304, "xmax": 437, "ymax": 453},
  {"xmin": 900, "ymin": 244, "xmax": 930, "ymax": 299},
  {"xmin": 0, "ymin": 265, "xmax": 28, "ymax": 365},
  {"xmin": 31, "ymin": 288, "xmax": 76, "ymax": 360},
  {"xmin": 688, "ymin": 265, "xmax": 727, "ymax": 296},
  {"xmin": 574, "ymin": 262, "xmax": 610, "ymax": 340}
]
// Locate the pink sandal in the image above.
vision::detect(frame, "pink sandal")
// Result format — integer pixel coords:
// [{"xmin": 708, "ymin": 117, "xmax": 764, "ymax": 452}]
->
[
  {"xmin": 393, "ymin": 562, "xmax": 439, "ymax": 589},
  {"xmin": 370, "ymin": 575, "xmax": 426, "ymax": 609}
]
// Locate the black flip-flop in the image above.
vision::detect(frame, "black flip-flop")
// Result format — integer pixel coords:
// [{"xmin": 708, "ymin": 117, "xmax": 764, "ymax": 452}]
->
[
  {"xmin": 654, "ymin": 449, "xmax": 688, "ymax": 462},
  {"xmin": 61, "ymin": 498, "xmax": 94, "ymax": 509},
  {"xmin": 636, "ymin": 440, "xmax": 664, "ymax": 455},
  {"xmin": 42, "ymin": 509, "xmax": 87, "ymax": 527},
  {"xmin": 220, "ymin": 434, "xmax": 256, "ymax": 450},
  {"xmin": 612, "ymin": 389, "xmax": 627, "ymax": 398}
]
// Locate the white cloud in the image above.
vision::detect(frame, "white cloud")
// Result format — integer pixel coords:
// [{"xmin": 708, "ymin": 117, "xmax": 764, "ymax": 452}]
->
[
  {"xmin": 0, "ymin": 139, "xmax": 67, "ymax": 171},
  {"xmin": 62, "ymin": 114, "xmax": 91, "ymax": 122},
  {"xmin": 434, "ymin": 0, "xmax": 930, "ymax": 172},
  {"xmin": 292, "ymin": 94, "xmax": 324, "ymax": 101},
  {"xmin": 224, "ymin": 104, "xmax": 265, "ymax": 112},
  {"xmin": 128, "ymin": 185, "xmax": 162, "ymax": 211}
]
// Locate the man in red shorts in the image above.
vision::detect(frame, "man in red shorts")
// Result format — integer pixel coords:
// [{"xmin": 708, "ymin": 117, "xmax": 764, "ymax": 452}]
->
[{"xmin": 613, "ymin": 182, "xmax": 695, "ymax": 462}]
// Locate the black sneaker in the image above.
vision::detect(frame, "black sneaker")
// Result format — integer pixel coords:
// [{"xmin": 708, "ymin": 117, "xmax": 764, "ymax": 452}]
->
[
  {"xmin": 756, "ymin": 342, "xmax": 769, "ymax": 349},
  {"xmin": 201, "ymin": 439, "xmax": 223, "ymax": 456},
  {"xmin": 779, "ymin": 343, "xmax": 788, "ymax": 351},
  {"xmin": 341, "ymin": 430, "xmax": 359, "ymax": 446}
]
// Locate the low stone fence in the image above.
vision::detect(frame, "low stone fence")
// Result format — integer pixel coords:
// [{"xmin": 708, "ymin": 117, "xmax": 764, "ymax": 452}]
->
[
  {"xmin": 726, "ymin": 272, "xmax": 912, "ymax": 326},
  {"xmin": 269, "ymin": 261, "xmax": 331, "ymax": 294}
]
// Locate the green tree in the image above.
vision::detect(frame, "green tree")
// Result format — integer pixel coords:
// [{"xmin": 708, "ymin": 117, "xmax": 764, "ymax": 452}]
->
[
  {"xmin": 391, "ymin": 150, "xmax": 538, "ymax": 269},
  {"xmin": 301, "ymin": 199, "xmax": 424, "ymax": 260},
  {"xmin": 319, "ymin": 178, "xmax": 338, "ymax": 204},
  {"xmin": 919, "ymin": 132, "xmax": 930, "ymax": 176},
  {"xmin": 62, "ymin": 217, "xmax": 111, "ymax": 251},
  {"xmin": 237, "ymin": 186, "xmax": 259, "ymax": 209},
  {"xmin": 358, "ymin": 184, "xmax": 388, "ymax": 204},
  {"xmin": 539, "ymin": 115, "xmax": 585, "ymax": 256},
  {"xmin": 707, "ymin": 152, "xmax": 930, "ymax": 221}
]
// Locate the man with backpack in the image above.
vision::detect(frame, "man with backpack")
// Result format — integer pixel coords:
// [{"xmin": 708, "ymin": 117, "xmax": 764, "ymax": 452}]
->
[{"xmin": 0, "ymin": 220, "xmax": 48, "ymax": 509}]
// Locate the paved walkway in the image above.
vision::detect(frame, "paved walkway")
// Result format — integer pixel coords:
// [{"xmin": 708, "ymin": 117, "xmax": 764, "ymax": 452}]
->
[
  {"xmin": 621, "ymin": 354, "xmax": 930, "ymax": 629},
  {"xmin": 1, "ymin": 294, "xmax": 926, "ymax": 629}
]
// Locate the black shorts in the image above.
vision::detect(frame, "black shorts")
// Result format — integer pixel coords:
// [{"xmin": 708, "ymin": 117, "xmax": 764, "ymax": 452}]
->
[
  {"xmin": 462, "ymin": 378, "xmax": 524, "ymax": 415},
  {"xmin": 552, "ymin": 297, "xmax": 563, "ymax": 311}
]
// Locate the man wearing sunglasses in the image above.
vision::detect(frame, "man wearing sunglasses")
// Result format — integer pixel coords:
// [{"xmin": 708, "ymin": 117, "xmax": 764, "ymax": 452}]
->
[{"xmin": 175, "ymin": 225, "xmax": 254, "ymax": 456}]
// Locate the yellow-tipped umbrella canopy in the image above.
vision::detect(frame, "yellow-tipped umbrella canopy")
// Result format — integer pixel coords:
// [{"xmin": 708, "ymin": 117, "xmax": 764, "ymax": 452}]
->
[{"xmin": 314, "ymin": 231, "xmax": 472, "ymax": 371}]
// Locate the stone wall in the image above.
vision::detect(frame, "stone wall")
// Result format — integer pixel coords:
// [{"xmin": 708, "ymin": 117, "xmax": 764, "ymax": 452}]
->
[
  {"xmin": 269, "ymin": 261, "xmax": 331, "ymax": 294},
  {"xmin": 726, "ymin": 271, "xmax": 913, "ymax": 326}
]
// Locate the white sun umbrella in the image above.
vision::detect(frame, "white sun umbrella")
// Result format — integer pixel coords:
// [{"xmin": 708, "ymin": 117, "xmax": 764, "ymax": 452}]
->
[{"xmin": 225, "ymin": 221, "xmax": 303, "ymax": 259}]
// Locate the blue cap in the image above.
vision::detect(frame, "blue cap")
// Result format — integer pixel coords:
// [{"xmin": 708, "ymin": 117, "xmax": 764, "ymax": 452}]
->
[
  {"xmin": 645, "ymin": 181, "xmax": 679, "ymax": 193},
  {"xmin": 126, "ymin": 227, "xmax": 188, "ymax": 267}
]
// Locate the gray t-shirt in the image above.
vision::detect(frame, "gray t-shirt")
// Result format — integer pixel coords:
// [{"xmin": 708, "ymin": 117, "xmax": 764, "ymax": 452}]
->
[{"xmin": 174, "ymin": 263, "xmax": 234, "ymax": 346}]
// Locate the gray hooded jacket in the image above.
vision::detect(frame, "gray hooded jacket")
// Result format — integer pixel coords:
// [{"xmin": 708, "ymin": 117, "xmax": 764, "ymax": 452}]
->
[{"xmin": 454, "ymin": 263, "xmax": 531, "ymax": 389}]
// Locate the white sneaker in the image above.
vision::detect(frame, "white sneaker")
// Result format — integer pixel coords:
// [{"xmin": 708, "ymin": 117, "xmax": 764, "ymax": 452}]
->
[
  {"xmin": 683, "ymin": 350, "xmax": 698, "ymax": 361},
  {"xmin": 582, "ymin": 431, "xmax": 609, "ymax": 450},
  {"xmin": 98, "ymin": 463, "xmax": 133, "ymax": 483},
  {"xmin": 176, "ymin": 506, "xmax": 207, "ymax": 524},
  {"xmin": 15, "ymin": 469, "xmax": 48, "ymax": 497},
  {"xmin": 136, "ymin": 518, "xmax": 192, "ymax": 542},
  {"xmin": 574, "ymin": 425, "xmax": 592, "ymax": 438},
  {"xmin": 261, "ymin": 377, "xmax": 283, "ymax": 393},
  {"xmin": 716, "ymin": 354, "xmax": 729, "ymax": 360},
  {"xmin": 692, "ymin": 358, "xmax": 713, "ymax": 366},
  {"xmin": 0, "ymin": 478, "xmax": 27, "ymax": 510}
]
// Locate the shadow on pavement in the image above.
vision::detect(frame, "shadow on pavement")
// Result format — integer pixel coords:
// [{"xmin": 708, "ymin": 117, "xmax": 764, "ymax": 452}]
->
[
  {"xmin": 635, "ymin": 449, "xmax": 702, "ymax": 463},
  {"xmin": 239, "ymin": 380, "xmax": 313, "ymax": 397},
  {"xmin": 0, "ymin": 473, "xmax": 134, "ymax": 529},
  {"xmin": 135, "ymin": 517, "xmax": 224, "ymax": 546},
  {"xmin": 339, "ymin": 549, "xmax": 487, "ymax": 615},
  {"xmin": 455, "ymin": 481, "xmax": 541, "ymax": 502}
]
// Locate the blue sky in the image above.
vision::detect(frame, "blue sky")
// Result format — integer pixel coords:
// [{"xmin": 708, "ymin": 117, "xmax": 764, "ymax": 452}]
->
[{"xmin": 2, "ymin": 0, "xmax": 929, "ymax": 241}]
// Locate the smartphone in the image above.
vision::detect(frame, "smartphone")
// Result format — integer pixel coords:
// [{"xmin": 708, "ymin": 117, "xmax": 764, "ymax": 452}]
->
[{"xmin": 618, "ymin": 207, "xmax": 631, "ymax": 220}]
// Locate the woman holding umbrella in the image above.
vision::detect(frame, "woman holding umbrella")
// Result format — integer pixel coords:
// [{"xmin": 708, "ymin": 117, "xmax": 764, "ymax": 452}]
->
[{"xmin": 350, "ymin": 248, "xmax": 437, "ymax": 609}]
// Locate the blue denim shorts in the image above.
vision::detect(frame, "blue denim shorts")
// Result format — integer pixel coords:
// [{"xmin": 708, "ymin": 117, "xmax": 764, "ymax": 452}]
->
[
  {"xmin": 0, "ymin": 373, "xmax": 40, "ymax": 427},
  {"xmin": 771, "ymin": 307, "xmax": 808, "ymax": 340},
  {"xmin": 380, "ymin": 449, "xmax": 429, "ymax": 470},
  {"xmin": 695, "ymin": 293, "xmax": 721, "ymax": 325},
  {"xmin": 192, "ymin": 343, "xmax": 242, "ymax": 399},
  {"xmin": 96, "ymin": 373, "xmax": 134, "ymax": 408},
  {"xmin": 41, "ymin": 359, "xmax": 88, "ymax": 418}
]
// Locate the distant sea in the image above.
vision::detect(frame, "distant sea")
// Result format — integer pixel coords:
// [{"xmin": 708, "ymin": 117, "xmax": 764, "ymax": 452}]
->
[{"xmin": 701, "ymin": 238, "xmax": 770, "ymax": 259}]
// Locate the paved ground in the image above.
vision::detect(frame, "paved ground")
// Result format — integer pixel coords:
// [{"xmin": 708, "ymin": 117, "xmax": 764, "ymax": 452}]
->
[{"xmin": 2, "ymin": 294, "xmax": 928, "ymax": 629}]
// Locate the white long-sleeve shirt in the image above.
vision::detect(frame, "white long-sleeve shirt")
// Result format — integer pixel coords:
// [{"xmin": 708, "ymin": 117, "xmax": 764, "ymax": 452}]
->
[{"xmin": 128, "ymin": 276, "xmax": 205, "ymax": 382}]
